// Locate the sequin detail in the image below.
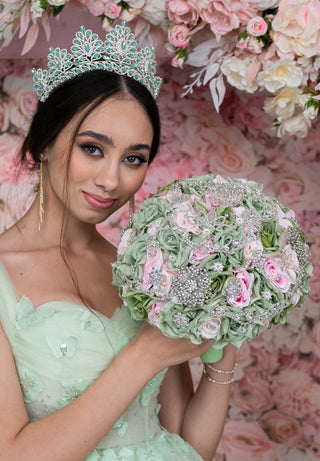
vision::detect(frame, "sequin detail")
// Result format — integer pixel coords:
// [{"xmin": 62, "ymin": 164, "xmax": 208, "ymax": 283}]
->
[
  {"xmin": 19, "ymin": 367, "xmax": 45, "ymax": 403},
  {"xmin": 46, "ymin": 335, "xmax": 78, "ymax": 358}
]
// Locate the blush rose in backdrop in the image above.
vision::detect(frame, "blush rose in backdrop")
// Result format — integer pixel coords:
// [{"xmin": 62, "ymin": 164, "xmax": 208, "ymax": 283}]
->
[{"xmin": 0, "ymin": 55, "xmax": 320, "ymax": 461}]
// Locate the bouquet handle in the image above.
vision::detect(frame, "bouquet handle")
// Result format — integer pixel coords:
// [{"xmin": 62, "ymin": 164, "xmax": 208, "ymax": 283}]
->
[{"xmin": 200, "ymin": 345, "xmax": 223, "ymax": 363}]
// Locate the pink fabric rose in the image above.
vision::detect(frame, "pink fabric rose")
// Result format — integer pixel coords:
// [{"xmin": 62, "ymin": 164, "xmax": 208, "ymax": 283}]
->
[
  {"xmin": 227, "ymin": 269, "xmax": 254, "ymax": 308},
  {"xmin": 219, "ymin": 419, "xmax": 275, "ymax": 461},
  {"xmin": 158, "ymin": 262, "xmax": 177, "ymax": 295},
  {"xmin": 263, "ymin": 257, "xmax": 294, "ymax": 293},
  {"xmin": 142, "ymin": 248, "xmax": 164, "ymax": 291},
  {"xmin": 244, "ymin": 239, "xmax": 263, "ymax": 261},
  {"xmin": 148, "ymin": 302, "xmax": 165, "ymax": 327},
  {"xmin": 189, "ymin": 238, "xmax": 214, "ymax": 264},
  {"xmin": 247, "ymin": 16, "xmax": 268, "ymax": 36},
  {"xmin": 171, "ymin": 201, "xmax": 202, "ymax": 234},
  {"xmin": 168, "ymin": 24, "xmax": 191, "ymax": 49},
  {"xmin": 260, "ymin": 410, "xmax": 302, "ymax": 447}
]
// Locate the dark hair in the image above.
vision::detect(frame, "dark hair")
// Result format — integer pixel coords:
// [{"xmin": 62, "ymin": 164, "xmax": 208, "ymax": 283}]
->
[{"xmin": 21, "ymin": 69, "xmax": 160, "ymax": 166}]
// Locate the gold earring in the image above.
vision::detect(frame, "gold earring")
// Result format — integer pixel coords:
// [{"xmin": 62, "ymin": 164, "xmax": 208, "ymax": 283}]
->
[
  {"xmin": 129, "ymin": 195, "xmax": 135, "ymax": 218},
  {"xmin": 128, "ymin": 196, "xmax": 135, "ymax": 227},
  {"xmin": 38, "ymin": 153, "xmax": 44, "ymax": 231}
]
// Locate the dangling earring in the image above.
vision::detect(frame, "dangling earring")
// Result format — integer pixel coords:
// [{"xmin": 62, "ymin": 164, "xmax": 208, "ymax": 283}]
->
[
  {"xmin": 128, "ymin": 195, "xmax": 135, "ymax": 228},
  {"xmin": 38, "ymin": 153, "xmax": 45, "ymax": 231}
]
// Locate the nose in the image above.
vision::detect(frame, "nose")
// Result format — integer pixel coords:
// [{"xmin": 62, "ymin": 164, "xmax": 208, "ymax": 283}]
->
[{"xmin": 93, "ymin": 157, "xmax": 120, "ymax": 192}]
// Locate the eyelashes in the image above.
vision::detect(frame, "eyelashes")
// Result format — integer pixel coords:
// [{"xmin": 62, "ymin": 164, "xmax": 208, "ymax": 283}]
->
[{"xmin": 79, "ymin": 143, "xmax": 148, "ymax": 166}]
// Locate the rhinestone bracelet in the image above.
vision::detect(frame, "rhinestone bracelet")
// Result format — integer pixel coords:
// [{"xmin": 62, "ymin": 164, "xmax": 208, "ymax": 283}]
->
[
  {"xmin": 203, "ymin": 367, "xmax": 234, "ymax": 385},
  {"xmin": 206, "ymin": 362, "xmax": 237, "ymax": 375}
]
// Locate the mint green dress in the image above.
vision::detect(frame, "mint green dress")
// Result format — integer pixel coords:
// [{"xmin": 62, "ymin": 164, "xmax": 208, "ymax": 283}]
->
[{"xmin": 0, "ymin": 262, "xmax": 203, "ymax": 460}]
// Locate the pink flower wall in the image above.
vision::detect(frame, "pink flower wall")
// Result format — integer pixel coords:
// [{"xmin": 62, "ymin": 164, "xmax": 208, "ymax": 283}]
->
[{"xmin": 0, "ymin": 58, "xmax": 320, "ymax": 460}]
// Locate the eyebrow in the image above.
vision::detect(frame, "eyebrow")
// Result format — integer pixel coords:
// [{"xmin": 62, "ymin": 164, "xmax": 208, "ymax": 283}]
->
[
  {"xmin": 77, "ymin": 131, "xmax": 151, "ymax": 154},
  {"xmin": 77, "ymin": 131, "xmax": 115, "ymax": 147}
]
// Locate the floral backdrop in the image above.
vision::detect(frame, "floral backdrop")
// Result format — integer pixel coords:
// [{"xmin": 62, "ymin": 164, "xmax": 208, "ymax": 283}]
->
[{"xmin": 1, "ymin": 1, "xmax": 320, "ymax": 460}]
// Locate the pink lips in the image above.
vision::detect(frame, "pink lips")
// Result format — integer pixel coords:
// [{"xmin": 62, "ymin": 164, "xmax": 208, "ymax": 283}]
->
[{"xmin": 82, "ymin": 191, "xmax": 116, "ymax": 211}]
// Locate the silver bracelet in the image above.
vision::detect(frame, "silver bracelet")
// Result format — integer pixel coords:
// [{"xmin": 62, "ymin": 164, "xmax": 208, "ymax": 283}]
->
[
  {"xmin": 206, "ymin": 362, "xmax": 237, "ymax": 374},
  {"xmin": 203, "ymin": 367, "xmax": 234, "ymax": 385}
]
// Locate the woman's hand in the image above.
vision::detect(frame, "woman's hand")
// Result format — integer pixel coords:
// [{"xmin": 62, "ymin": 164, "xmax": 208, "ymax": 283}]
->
[{"xmin": 128, "ymin": 321, "xmax": 214, "ymax": 373}]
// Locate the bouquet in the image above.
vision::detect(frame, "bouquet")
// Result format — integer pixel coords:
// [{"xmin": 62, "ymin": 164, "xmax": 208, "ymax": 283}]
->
[{"xmin": 112, "ymin": 174, "xmax": 312, "ymax": 361}]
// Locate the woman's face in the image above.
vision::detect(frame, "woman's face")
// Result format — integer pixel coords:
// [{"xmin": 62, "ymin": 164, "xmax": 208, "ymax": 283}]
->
[{"xmin": 44, "ymin": 97, "xmax": 154, "ymax": 224}]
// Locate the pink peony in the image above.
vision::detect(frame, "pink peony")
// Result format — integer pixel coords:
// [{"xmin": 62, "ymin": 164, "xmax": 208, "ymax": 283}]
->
[
  {"xmin": 272, "ymin": 0, "xmax": 320, "ymax": 58},
  {"xmin": 247, "ymin": 16, "xmax": 268, "ymax": 36},
  {"xmin": 271, "ymin": 369, "xmax": 320, "ymax": 418},
  {"xmin": 260, "ymin": 410, "xmax": 302, "ymax": 447},
  {"xmin": 201, "ymin": 2, "xmax": 240, "ymax": 39},
  {"xmin": 227, "ymin": 269, "xmax": 254, "ymax": 308},
  {"xmin": 230, "ymin": 367, "xmax": 273, "ymax": 415},
  {"xmin": 168, "ymin": 24, "xmax": 191, "ymax": 48},
  {"xmin": 219, "ymin": 419, "xmax": 275, "ymax": 461},
  {"xmin": 166, "ymin": 0, "xmax": 199, "ymax": 25}
]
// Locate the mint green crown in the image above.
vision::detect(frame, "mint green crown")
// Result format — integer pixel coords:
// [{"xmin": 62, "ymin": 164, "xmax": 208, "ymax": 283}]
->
[{"xmin": 32, "ymin": 22, "xmax": 162, "ymax": 102}]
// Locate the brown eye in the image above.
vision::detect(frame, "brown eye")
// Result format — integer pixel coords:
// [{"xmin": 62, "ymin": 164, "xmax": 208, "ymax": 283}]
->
[
  {"xmin": 124, "ymin": 155, "xmax": 147, "ymax": 166},
  {"xmin": 81, "ymin": 144, "xmax": 103, "ymax": 157}
]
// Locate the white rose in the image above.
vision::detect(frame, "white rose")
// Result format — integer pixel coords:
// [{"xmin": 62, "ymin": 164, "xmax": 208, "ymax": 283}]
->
[
  {"xmin": 126, "ymin": 0, "xmax": 145, "ymax": 8},
  {"xmin": 48, "ymin": 0, "xmax": 67, "ymax": 6},
  {"xmin": 221, "ymin": 57, "xmax": 259, "ymax": 93},
  {"xmin": 264, "ymin": 87, "xmax": 300, "ymax": 120},
  {"xmin": 141, "ymin": 0, "xmax": 166, "ymax": 25},
  {"xmin": 303, "ymin": 104, "xmax": 319, "ymax": 120},
  {"xmin": 249, "ymin": 0, "xmax": 279, "ymax": 9},
  {"xmin": 198, "ymin": 318, "xmax": 221, "ymax": 339},
  {"xmin": 277, "ymin": 113, "xmax": 311, "ymax": 138},
  {"xmin": 257, "ymin": 60, "xmax": 303, "ymax": 93}
]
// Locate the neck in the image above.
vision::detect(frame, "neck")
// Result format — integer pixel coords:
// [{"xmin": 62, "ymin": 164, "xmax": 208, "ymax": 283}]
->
[{"xmin": 19, "ymin": 192, "xmax": 100, "ymax": 252}]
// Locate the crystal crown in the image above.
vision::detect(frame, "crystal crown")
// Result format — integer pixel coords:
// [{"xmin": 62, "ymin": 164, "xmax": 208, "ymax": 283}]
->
[{"xmin": 32, "ymin": 22, "xmax": 162, "ymax": 102}]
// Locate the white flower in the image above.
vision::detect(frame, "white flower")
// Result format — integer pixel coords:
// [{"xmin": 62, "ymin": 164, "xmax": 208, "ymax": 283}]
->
[
  {"xmin": 249, "ymin": 0, "xmax": 279, "ymax": 9},
  {"xmin": 257, "ymin": 60, "xmax": 304, "ymax": 93},
  {"xmin": 303, "ymin": 103, "xmax": 319, "ymax": 120},
  {"xmin": 47, "ymin": 0, "xmax": 67, "ymax": 6},
  {"xmin": 31, "ymin": 0, "xmax": 46, "ymax": 17},
  {"xmin": 141, "ymin": 0, "xmax": 166, "ymax": 25},
  {"xmin": 264, "ymin": 87, "xmax": 300, "ymax": 120},
  {"xmin": 277, "ymin": 113, "xmax": 311, "ymax": 138},
  {"xmin": 198, "ymin": 318, "xmax": 221, "ymax": 339},
  {"xmin": 221, "ymin": 57, "xmax": 259, "ymax": 93}
]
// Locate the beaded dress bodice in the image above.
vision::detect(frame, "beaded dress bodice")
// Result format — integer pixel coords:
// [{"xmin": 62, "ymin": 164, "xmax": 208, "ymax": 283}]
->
[{"xmin": 0, "ymin": 262, "xmax": 203, "ymax": 460}]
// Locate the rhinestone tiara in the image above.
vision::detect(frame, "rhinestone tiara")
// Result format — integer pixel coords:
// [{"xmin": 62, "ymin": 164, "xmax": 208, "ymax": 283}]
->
[{"xmin": 32, "ymin": 22, "xmax": 162, "ymax": 102}]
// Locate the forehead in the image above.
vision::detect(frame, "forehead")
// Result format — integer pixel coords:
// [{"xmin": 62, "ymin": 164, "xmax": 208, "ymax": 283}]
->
[{"xmin": 80, "ymin": 97, "xmax": 152, "ymax": 134}]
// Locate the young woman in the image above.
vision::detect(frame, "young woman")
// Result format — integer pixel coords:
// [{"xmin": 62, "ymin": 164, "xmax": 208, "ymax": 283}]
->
[{"xmin": 0, "ymin": 25, "xmax": 236, "ymax": 461}]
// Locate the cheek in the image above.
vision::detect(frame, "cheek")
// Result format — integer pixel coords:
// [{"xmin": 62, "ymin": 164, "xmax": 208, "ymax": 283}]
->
[{"xmin": 122, "ymin": 166, "xmax": 148, "ymax": 194}]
